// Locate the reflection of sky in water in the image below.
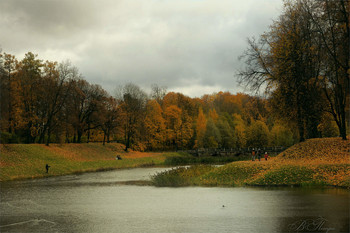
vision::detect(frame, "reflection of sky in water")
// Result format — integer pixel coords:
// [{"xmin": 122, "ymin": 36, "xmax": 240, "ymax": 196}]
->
[{"xmin": 1, "ymin": 168, "xmax": 349, "ymax": 233}]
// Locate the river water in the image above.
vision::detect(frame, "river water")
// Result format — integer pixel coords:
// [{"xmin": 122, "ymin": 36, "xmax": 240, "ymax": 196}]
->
[{"xmin": 0, "ymin": 168, "xmax": 349, "ymax": 233}]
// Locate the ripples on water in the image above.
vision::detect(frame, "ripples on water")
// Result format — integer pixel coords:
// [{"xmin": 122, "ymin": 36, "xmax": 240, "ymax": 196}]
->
[{"xmin": 1, "ymin": 168, "xmax": 349, "ymax": 233}]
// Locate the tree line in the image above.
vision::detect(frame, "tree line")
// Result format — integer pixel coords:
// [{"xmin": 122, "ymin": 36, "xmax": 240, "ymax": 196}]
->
[
  {"xmin": 0, "ymin": 50, "xmax": 341, "ymax": 150},
  {"xmin": 1, "ymin": 1, "xmax": 348, "ymax": 150},
  {"xmin": 238, "ymin": 0, "xmax": 349, "ymax": 141}
]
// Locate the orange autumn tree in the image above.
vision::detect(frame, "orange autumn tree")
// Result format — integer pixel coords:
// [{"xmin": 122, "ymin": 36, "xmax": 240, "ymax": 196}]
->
[
  {"xmin": 213, "ymin": 92, "xmax": 242, "ymax": 114},
  {"xmin": 144, "ymin": 100, "xmax": 166, "ymax": 150},
  {"xmin": 164, "ymin": 105, "xmax": 182, "ymax": 150},
  {"xmin": 209, "ymin": 109, "xmax": 219, "ymax": 123},
  {"xmin": 195, "ymin": 107, "xmax": 207, "ymax": 148},
  {"xmin": 178, "ymin": 112, "xmax": 194, "ymax": 149},
  {"xmin": 162, "ymin": 92, "xmax": 179, "ymax": 109}
]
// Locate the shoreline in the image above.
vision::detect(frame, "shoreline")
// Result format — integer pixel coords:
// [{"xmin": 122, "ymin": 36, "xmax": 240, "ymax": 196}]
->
[
  {"xmin": 2, "ymin": 165, "xmax": 349, "ymax": 190},
  {"xmin": 1, "ymin": 138, "xmax": 349, "ymax": 188}
]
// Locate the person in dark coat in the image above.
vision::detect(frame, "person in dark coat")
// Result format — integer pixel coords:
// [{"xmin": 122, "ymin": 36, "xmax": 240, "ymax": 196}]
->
[{"xmin": 45, "ymin": 164, "xmax": 50, "ymax": 173}]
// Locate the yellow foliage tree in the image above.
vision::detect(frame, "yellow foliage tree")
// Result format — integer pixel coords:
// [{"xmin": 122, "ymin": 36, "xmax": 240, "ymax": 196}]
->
[
  {"xmin": 144, "ymin": 100, "xmax": 166, "ymax": 150},
  {"xmin": 164, "ymin": 105, "xmax": 182, "ymax": 149},
  {"xmin": 270, "ymin": 124, "xmax": 294, "ymax": 147},
  {"xmin": 234, "ymin": 124, "xmax": 246, "ymax": 148},
  {"xmin": 179, "ymin": 113, "xmax": 194, "ymax": 149},
  {"xmin": 195, "ymin": 107, "xmax": 207, "ymax": 148},
  {"xmin": 209, "ymin": 109, "xmax": 219, "ymax": 123}
]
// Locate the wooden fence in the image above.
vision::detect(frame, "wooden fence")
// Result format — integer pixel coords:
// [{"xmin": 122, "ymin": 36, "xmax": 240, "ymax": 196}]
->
[{"xmin": 178, "ymin": 147, "xmax": 286, "ymax": 157}]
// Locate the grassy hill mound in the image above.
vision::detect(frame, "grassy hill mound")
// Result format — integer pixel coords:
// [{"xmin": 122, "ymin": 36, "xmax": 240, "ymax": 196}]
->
[
  {"xmin": 0, "ymin": 143, "xmax": 172, "ymax": 181},
  {"xmin": 152, "ymin": 138, "xmax": 350, "ymax": 188},
  {"xmin": 276, "ymin": 137, "xmax": 349, "ymax": 163}
]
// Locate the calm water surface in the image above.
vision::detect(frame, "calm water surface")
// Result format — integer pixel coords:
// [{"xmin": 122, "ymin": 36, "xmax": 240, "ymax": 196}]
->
[{"xmin": 0, "ymin": 168, "xmax": 349, "ymax": 233}]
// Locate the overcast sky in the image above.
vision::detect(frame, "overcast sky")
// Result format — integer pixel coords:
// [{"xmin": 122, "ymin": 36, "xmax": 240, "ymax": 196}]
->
[{"xmin": 0, "ymin": 0, "xmax": 283, "ymax": 97}]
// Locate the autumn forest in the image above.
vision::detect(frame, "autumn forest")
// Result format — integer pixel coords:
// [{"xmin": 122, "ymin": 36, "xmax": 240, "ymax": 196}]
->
[{"xmin": 0, "ymin": 0, "xmax": 349, "ymax": 151}]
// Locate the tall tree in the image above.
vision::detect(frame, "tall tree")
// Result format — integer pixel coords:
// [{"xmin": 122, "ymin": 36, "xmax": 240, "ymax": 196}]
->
[
  {"xmin": 238, "ymin": 1, "xmax": 325, "ymax": 141},
  {"xmin": 209, "ymin": 109, "xmax": 219, "ymax": 123},
  {"xmin": 38, "ymin": 61, "xmax": 75, "ymax": 145},
  {"xmin": 195, "ymin": 107, "xmax": 207, "ymax": 148},
  {"xmin": 0, "ymin": 53, "xmax": 17, "ymax": 133},
  {"xmin": 178, "ymin": 112, "xmax": 194, "ymax": 150},
  {"xmin": 99, "ymin": 96, "xmax": 120, "ymax": 145},
  {"xmin": 69, "ymin": 79, "xmax": 106, "ymax": 143},
  {"xmin": 116, "ymin": 83, "xmax": 147, "ymax": 151},
  {"xmin": 302, "ymin": 0, "xmax": 349, "ymax": 140},
  {"xmin": 144, "ymin": 99, "xmax": 166, "ymax": 150},
  {"xmin": 16, "ymin": 52, "xmax": 43, "ymax": 143},
  {"xmin": 217, "ymin": 116, "xmax": 235, "ymax": 148},
  {"xmin": 232, "ymin": 113, "xmax": 247, "ymax": 148},
  {"xmin": 203, "ymin": 118, "xmax": 221, "ymax": 149},
  {"xmin": 164, "ymin": 105, "xmax": 182, "ymax": 150},
  {"xmin": 246, "ymin": 120, "xmax": 270, "ymax": 148},
  {"xmin": 150, "ymin": 84, "xmax": 167, "ymax": 105}
]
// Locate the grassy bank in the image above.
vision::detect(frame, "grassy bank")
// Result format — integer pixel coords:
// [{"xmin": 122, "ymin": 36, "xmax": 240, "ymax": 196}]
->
[
  {"xmin": 0, "ymin": 143, "xmax": 179, "ymax": 181},
  {"xmin": 152, "ymin": 138, "xmax": 350, "ymax": 188}
]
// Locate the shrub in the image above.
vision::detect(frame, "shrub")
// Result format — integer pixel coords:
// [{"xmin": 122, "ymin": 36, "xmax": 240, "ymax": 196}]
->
[
  {"xmin": 151, "ymin": 165, "xmax": 214, "ymax": 187},
  {"xmin": 0, "ymin": 132, "xmax": 19, "ymax": 143}
]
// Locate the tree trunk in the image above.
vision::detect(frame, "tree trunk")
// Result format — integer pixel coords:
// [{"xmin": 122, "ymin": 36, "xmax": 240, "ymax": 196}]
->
[
  {"xmin": 77, "ymin": 130, "xmax": 82, "ymax": 143},
  {"xmin": 39, "ymin": 125, "xmax": 47, "ymax": 144},
  {"xmin": 107, "ymin": 129, "xmax": 110, "ymax": 143},
  {"xmin": 46, "ymin": 127, "xmax": 51, "ymax": 146},
  {"xmin": 340, "ymin": 107, "xmax": 347, "ymax": 140},
  {"xmin": 125, "ymin": 131, "xmax": 131, "ymax": 152},
  {"xmin": 8, "ymin": 72, "xmax": 12, "ymax": 134},
  {"xmin": 87, "ymin": 126, "xmax": 90, "ymax": 143},
  {"xmin": 296, "ymin": 93, "xmax": 305, "ymax": 142}
]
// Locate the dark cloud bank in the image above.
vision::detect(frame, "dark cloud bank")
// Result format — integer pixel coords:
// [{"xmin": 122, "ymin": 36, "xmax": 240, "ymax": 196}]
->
[{"xmin": 0, "ymin": 0, "xmax": 282, "ymax": 97}]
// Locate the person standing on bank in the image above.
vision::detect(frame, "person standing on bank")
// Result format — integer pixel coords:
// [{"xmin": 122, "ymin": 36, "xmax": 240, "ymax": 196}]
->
[
  {"xmin": 251, "ymin": 149, "xmax": 256, "ymax": 161},
  {"xmin": 45, "ymin": 164, "xmax": 50, "ymax": 173},
  {"xmin": 264, "ymin": 152, "xmax": 269, "ymax": 161}
]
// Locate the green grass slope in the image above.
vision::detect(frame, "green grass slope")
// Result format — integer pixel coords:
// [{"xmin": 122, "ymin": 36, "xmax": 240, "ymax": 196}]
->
[{"xmin": 0, "ymin": 143, "xmax": 169, "ymax": 181}]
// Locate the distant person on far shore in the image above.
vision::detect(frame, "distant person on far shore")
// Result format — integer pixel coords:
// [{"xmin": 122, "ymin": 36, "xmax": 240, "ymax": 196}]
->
[
  {"xmin": 251, "ymin": 149, "xmax": 256, "ymax": 161},
  {"xmin": 264, "ymin": 152, "xmax": 269, "ymax": 161},
  {"xmin": 45, "ymin": 164, "xmax": 50, "ymax": 173}
]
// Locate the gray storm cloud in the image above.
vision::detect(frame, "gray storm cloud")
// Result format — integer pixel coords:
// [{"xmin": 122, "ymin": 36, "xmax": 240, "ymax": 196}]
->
[{"xmin": 0, "ymin": 0, "xmax": 282, "ymax": 97}]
